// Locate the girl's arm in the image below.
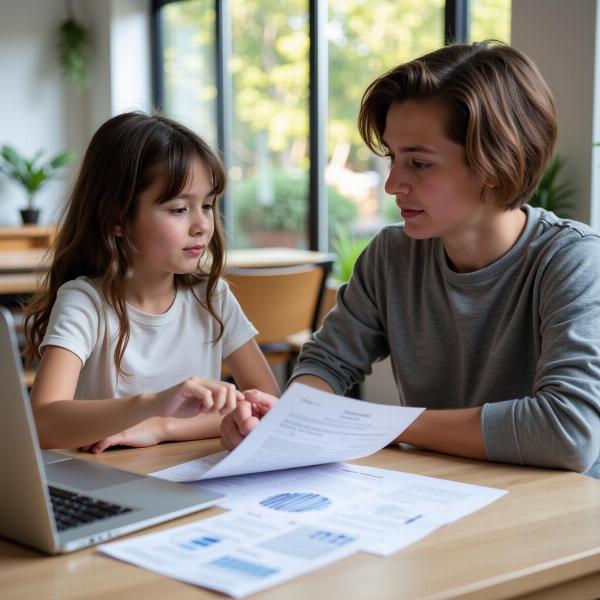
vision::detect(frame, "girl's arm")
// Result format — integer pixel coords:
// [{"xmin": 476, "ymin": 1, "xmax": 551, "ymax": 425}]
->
[
  {"xmin": 224, "ymin": 339, "xmax": 281, "ymax": 395},
  {"xmin": 92, "ymin": 340, "xmax": 281, "ymax": 452},
  {"xmin": 31, "ymin": 345, "xmax": 238, "ymax": 450}
]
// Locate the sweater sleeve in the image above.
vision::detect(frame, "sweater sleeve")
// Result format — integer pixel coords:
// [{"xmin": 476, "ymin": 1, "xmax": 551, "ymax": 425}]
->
[
  {"xmin": 482, "ymin": 235, "xmax": 600, "ymax": 473},
  {"xmin": 292, "ymin": 230, "xmax": 391, "ymax": 394}
]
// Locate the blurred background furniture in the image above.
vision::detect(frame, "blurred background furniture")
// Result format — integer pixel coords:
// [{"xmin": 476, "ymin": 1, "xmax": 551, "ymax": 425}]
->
[
  {"xmin": 225, "ymin": 258, "xmax": 333, "ymax": 381},
  {"xmin": 0, "ymin": 225, "xmax": 56, "ymax": 250},
  {"xmin": 0, "ymin": 235, "xmax": 334, "ymax": 391}
]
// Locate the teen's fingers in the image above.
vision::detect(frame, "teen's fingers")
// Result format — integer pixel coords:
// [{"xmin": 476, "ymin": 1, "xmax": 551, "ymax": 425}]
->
[
  {"xmin": 243, "ymin": 389, "xmax": 277, "ymax": 417},
  {"xmin": 220, "ymin": 414, "xmax": 241, "ymax": 450},
  {"xmin": 221, "ymin": 408, "xmax": 256, "ymax": 449}
]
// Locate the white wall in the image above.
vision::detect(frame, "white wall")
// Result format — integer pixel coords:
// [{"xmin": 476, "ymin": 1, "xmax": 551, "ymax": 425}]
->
[
  {"xmin": 511, "ymin": 0, "xmax": 600, "ymax": 227},
  {"xmin": 0, "ymin": 0, "xmax": 152, "ymax": 226},
  {"xmin": 0, "ymin": 0, "xmax": 88, "ymax": 225}
]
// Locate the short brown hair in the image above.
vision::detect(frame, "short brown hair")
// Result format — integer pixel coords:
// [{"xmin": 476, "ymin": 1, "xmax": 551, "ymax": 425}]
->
[{"xmin": 358, "ymin": 41, "xmax": 557, "ymax": 209}]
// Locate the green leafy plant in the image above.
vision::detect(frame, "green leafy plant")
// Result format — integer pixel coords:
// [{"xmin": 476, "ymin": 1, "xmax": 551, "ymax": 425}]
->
[
  {"xmin": 0, "ymin": 145, "xmax": 75, "ymax": 210},
  {"xmin": 529, "ymin": 156, "xmax": 574, "ymax": 217},
  {"xmin": 233, "ymin": 170, "xmax": 358, "ymax": 237},
  {"xmin": 57, "ymin": 12, "xmax": 91, "ymax": 91},
  {"xmin": 331, "ymin": 227, "xmax": 371, "ymax": 284}
]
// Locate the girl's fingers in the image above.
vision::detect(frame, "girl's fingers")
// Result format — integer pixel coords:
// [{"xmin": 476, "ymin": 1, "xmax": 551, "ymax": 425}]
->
[
  {"xmin": 220, "ymin": 383, "xmax": 238, "ymax": 415},
  {"xmin": 185, "ymin": 378, "xmax": 241, "ymax": 415},
  {"xmin": 92, "ymin": 438, "xmax": 111, "ymax": 453}
]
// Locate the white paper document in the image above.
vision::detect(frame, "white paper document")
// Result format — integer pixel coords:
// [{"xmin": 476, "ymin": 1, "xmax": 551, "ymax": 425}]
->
[
  {"xmin": 170, "ymin": 461, "xmax": 507, "ymax": 556},
  {"xmin": 101, "ymin": 384, "xmax": 507, "ymax": 596},
  {"xmin": 99, "ymin": 510, "xmax": 361, "ymax": 598},
  {"xmin": 153, "ymin": 382, "xmax": 425, "ymax": 481},
  {"xmin": 99, "ymin": 464, "xmax": 507, "ymax": 596}
]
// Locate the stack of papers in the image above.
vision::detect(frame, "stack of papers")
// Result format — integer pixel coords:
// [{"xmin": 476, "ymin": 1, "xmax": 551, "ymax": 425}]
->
[{"xmin": 99, "ymin": 384, "xmax": 507, "ymax": 597}]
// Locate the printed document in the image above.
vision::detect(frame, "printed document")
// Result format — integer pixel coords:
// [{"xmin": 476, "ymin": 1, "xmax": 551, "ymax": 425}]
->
[
  {"xmin": 159, "ymin": 461, "xmax": 507, "ymax": 556},
  {"xmin": 98, "ymin": 384, "xmax": 506, "ymax": 596},
  {"xmin": 99, "ymin": 509, "xmax": 361, "ymax": 598},
  {"xmin": 153, "ymin": 382, "xmax": 424, "ymax": 481}
]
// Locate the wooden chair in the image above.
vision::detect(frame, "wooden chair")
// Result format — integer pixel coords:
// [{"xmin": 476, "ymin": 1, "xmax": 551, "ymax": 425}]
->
[{"xmin": 225, "ymin": 259, "xmax": 333, "ymax": 379}]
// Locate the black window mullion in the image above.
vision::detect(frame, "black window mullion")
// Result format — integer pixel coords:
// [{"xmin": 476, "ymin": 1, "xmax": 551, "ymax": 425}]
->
[
  {"xmin": 444, "ymin": 0, "xmax": 470, "ymax": 44},
  {"xmin": 150, "ymin": 1, "xmax": 165, "ymax": 111},
  {"xmin": 215, "ymin": 0, "xmax": 233, "ymax": 233},
  {"xmin": 309, "ymin": 0, "xmax": 328, "ymax": 252}
]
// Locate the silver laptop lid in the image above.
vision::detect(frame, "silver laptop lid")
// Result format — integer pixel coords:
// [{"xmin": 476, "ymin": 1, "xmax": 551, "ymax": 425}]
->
[{"xmin": 0, "ymin": 306, "xmax": 59, "ymax": 552}]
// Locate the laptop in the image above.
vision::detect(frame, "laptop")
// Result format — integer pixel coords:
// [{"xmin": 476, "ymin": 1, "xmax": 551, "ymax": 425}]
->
[{"xmin": 0, "ymin": 306, "xmax": 224, "ymax": 554}]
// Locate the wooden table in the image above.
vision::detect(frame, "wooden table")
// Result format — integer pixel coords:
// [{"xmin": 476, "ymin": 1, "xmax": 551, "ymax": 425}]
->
[{"xmin": 2, "ymin": 440, "xmax": 600, "ymax": 599}]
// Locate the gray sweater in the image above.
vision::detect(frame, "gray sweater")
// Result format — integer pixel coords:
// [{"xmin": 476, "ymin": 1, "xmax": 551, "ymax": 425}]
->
[{"xmin": 293, "ymin": 205, "xmax": 600, "ymax": 475}]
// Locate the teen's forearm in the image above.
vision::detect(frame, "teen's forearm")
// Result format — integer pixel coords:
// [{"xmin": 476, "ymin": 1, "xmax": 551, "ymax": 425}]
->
[
  {"xmin": 163, "ymin": 413, "xmax": 222, "ymax": 441},
  {"xmin": 289, "ymin": 374, "xmax": 334, "ymax": 393},
  {"xmin": 290, "ymin": 377, "xmax": 486, "ymax": 459},
  {"xmin": 396, "ymin": 407, "xmax": 487, "ymax": 460},
  {"xmin": 33, "ymin": 394, "xmax": 156, "ymax": 449}
]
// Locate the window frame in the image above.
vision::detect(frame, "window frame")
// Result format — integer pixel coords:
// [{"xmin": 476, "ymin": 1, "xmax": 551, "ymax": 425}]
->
[{"xmin": 151, "ymin": 0, "xmax": 471, "ymax": 250}]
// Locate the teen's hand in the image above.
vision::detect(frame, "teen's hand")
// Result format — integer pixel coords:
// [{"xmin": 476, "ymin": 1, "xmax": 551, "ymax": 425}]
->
[
  {"xmin": 152, "ymin": 377, "xmax": 242, "ymax": 419},
  {"xmin": 220, "ymin": 389, "xmax": 278, "ymax": 450},
  {"xmin": 81, "ymin": 418, "xmax": 167, "ymax": 454}
]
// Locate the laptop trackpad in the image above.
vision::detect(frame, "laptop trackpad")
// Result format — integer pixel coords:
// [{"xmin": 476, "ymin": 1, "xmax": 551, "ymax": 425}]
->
[{"xmin": 46, "ymin": 459, "xmax": 142, "ymax": 491}]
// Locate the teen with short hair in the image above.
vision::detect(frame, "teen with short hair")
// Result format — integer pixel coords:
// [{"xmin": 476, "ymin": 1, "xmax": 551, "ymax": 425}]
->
[{"xmin": 222, "ymin": 41, "xmax": 600, "ymax": 476}]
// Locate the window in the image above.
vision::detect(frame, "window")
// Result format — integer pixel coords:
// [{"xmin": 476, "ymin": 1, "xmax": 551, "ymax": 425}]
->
[
  {"xmin": 158, "ymin": 0, "xmax": 218, "ymax": 147},
  {"xmin": 154, "ymin": 1, "xmax": 505, "ymax": 250},
  {"xmin": 229, "ymin": 1, "xmax": 310, "ymax": 249},
  {"xmin": 469, "ymin": 0, "xmax": 511, "ymax": 43},
  {"xmin": 326, "ymin": 0, "xmax": 444, "ymax": 247}
]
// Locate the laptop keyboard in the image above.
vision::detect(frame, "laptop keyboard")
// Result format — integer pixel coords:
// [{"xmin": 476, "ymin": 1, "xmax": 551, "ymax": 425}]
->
[{"xmin": 49, "ymin": 486, "xmax": 133, "ymax": 532}]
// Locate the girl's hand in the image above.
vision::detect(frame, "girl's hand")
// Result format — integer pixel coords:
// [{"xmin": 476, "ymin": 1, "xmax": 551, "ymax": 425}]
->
[
  {"xmin": 81, "ymin": 418, "xmax": 167, "ymax": 454},
  {"xmin": 152, "ymin": 377, "xmax": 242, "ymax": 419},
  {"xmin": 221, "ymin": 389, "xmax": 278, "ymax": 450}
]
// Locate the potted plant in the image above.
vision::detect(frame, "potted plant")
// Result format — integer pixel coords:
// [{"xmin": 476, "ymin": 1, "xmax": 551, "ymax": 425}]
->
[
  {"xmin": 0, "ymin": 145, "xmax": 75, "ymax": 224},
  {"xmin": 331, "ymin": 226, "xmax": 371, "ymax": 285},
  {"xmin": 529, "ymin": 156, "xmax": 574, "ymax": 217}
]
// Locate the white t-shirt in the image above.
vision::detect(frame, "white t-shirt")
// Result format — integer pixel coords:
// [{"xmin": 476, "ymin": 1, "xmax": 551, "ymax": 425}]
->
[{"xmin": 40, "ymin": 276, "xmax": 257, "ymax": 400}]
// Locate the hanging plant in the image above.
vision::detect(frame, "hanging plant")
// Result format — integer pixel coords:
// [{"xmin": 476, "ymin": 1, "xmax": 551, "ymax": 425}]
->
[{"xmin": 56, "ymin": 0, "xmax": 91, "ymax": 91}]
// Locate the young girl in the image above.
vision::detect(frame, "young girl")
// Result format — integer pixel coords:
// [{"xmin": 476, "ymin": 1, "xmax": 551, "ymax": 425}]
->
[
  {"xmin": 25, "ymin": 112, "xmax": 280, "ymax": 453},
  {"xmin": 222, "ymin": 41, "xmax": 600, "ymax": 476}
]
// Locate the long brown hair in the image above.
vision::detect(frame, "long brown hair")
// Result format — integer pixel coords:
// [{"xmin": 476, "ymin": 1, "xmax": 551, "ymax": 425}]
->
[
  {"xmin": 24, "ymin": 112, "xmax": 227, "ymax": 375},
  {"xmin": 358, "ymin": 41, "xmax": 557, "ymax": 210}
]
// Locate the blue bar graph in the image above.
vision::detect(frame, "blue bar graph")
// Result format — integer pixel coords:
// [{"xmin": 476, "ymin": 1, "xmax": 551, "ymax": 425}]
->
[
  {"xmin": 260, "ymin": 492, "xmax": 332, "ymax": 513},
  {"xmin": 210, "ymin": 555, "xmax": 279, "ymax": 578},
  {"xmin": 260, "ymin": 526, "xmax": 356, "ymax": 559},
  {"xmin": 176, "ymin": 535, "xmax": 222, "ymax": 551}
]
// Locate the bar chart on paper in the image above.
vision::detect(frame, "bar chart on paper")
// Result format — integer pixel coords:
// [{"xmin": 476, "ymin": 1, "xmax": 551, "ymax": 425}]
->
[
  {"xmin": 260, "ymin": 526, "xmax": 356, "ymax": 559},
  {"xmin": 259, "ymin": 493, "xmax": 332, "ymax": 513}
]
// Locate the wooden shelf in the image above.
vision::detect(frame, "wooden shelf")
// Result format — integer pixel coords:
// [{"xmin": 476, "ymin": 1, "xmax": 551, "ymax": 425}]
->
[{"xmin": 0, "ymin": 225, "xmax": 56, "ymax": 250}]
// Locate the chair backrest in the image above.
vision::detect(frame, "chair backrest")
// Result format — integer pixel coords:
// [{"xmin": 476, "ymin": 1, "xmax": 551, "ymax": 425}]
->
[{"xmin": 225, "ymin": 260, "xmax": 332, "ymax": 346}]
